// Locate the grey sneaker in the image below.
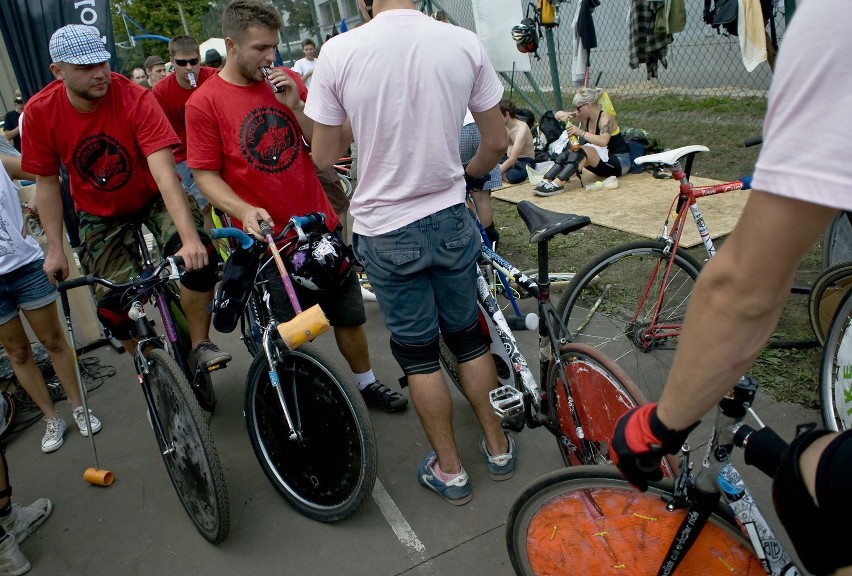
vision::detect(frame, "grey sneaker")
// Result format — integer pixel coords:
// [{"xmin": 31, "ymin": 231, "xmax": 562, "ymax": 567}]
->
[
  {"xmin": 417, "ymin": 452, "xmax": 472, "ymax": 506},
  {"xmin": 40, "ymin": 417, "xmax": 66, "ymax": 454},
  {"xmin": 0, "ymin": 498, "xmax": 53, "ymax": 545},
  {"xmin": 190, "ymin": 341, "xmax": 232, "ymax": 370},
  {"xmin": 72, "ymin": 406, "xmax": 102, "ymax": 437},
  {"xmin": 533, "ymin": 181, "xmax": 565, "ymax": 197},
  {"xmin": 0, "ymin": 534, "xmax": 30, "ymax": 576},
  {"xmin": 479, "ymin": 432, "xmax": 516, "ymax": 481}
]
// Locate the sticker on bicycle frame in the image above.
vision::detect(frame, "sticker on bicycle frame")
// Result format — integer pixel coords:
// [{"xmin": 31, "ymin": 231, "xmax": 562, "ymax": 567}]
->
[{"xmin": 836, "ymin": 322, "xmax": 852, "ymax": 428}]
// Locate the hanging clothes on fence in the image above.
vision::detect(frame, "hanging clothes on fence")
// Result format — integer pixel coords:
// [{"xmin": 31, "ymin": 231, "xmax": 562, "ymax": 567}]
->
[
  {"xmin": 571, "ymin": 0, "xmax": 600, "ymax": 85},
  {"xmin": 738, "ymin": 0, "xmax": 768, "ymax": 71},
  {"xmin": 629, "ymin": 0, "xmax": 672, "ymax": 80}
]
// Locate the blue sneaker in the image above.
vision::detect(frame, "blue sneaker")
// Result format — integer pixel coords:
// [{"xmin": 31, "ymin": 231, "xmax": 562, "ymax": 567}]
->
[
  {"xmin": 417, "ymin": 452, "xmax": 472, "ymax": 506},
  {"xmin": 480, "ymin": 432, "xmax": 516, "ymax": 481}
]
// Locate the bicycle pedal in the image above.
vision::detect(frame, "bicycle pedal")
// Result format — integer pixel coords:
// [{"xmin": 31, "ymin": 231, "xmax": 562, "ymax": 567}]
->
[
  {"xmin": 489, "ymin": 386, "xmax": 525, "ymax": 420},
  {"xmin": 201, "ymin": 361, "xmax": 228, "ymax": 373}
]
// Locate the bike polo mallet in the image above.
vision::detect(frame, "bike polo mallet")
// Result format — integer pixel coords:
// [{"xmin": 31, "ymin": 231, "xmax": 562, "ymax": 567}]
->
[
  {"xmin": 57, "ymin": 276, "xmax": 114, "ymax": 487},
  {"xmin": 258, "ymin": 220, "xmax": 331, "ymax": 349}
]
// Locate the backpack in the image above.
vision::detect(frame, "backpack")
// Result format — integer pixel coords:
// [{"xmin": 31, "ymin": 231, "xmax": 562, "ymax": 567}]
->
[{"xmin": 538, "ymin": 110, "xmax": 564, "ymax": 145}]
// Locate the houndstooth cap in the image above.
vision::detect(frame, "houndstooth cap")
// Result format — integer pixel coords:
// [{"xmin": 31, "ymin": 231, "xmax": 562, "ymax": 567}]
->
[{"xmin": 49, "ymin": 25, "xmax": 111, "ymax": 65}]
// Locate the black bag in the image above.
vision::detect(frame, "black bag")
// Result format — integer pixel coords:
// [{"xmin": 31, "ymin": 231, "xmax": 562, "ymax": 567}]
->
[
  {"xmin": 212, "ymin": 244, "xmax": 262, "ymax": 333},
  {"xmin": 516, "ymin": 108, "xmax": 535, "ymax": 129},
  {"xmin": 538, "ymin": 110, "xmax": 564, "ymax": 145}
]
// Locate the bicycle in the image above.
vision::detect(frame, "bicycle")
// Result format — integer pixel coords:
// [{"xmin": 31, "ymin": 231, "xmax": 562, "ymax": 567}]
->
[
  {"xmin": 438, "ymin": 199, "xmax": 675, "ymax": 473},
  {"xmin": 57, "ymin": 256, "xmax": 230, "ymax": 543},
  {"xmin": 210, "ymin": 214, "xmax": 377, "ymax": 521},
  {"xmin": 506, "ymin": 375, "xmax": 802, "ymax": 575}
]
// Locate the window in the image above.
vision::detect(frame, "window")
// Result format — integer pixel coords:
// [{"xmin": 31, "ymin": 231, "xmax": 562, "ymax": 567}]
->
[
  {"xmin": 319, "ymin": 1, "xmax": 341, "ymax": 25},
  {"xmin": 341, "ymin": 0, "xmax": 359, "ymax": 18}
]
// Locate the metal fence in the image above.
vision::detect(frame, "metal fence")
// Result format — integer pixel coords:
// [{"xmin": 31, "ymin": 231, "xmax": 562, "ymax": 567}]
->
[{"xmin": 429, "ymin": 0, "xmax": 786, "ymax": 116}]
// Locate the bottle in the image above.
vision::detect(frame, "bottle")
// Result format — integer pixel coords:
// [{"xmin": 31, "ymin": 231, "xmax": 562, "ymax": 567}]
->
[{"xmin": 568, "ymin": 127, "xmax": 581, "ymax": 151}]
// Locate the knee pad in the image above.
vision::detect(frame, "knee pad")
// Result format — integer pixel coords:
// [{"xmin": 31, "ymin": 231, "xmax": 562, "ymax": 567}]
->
[
  {"xmin": 390, "ymin": 336, "xmax": 440, "ymax": 376},
  {"xmin": 543, "ymin": 162, "xmax": 564, "ymax": 181},
  {"xmin": 164, "ymin": 232, "xmax": 220, "ymax": 292},
  {"xmin": 442, "ymin": 320, "xmax": 488, "ymax": 364},
  {"xmin": 773, "ymin": 428, "xmax": 851, "ymax": 576},
  {"xmin": 556, "ymin": 162, "xmax": 578, "ymax": 182},
  {"xmin": 96, "ymin": 290, "xmax": 135, "ymax": 341}
]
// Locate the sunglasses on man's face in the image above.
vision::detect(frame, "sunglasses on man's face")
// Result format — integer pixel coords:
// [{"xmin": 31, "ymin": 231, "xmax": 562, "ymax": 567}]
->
[{"xmin": 175, "ymin": 57, "xmax": 200, "ymax": 67}]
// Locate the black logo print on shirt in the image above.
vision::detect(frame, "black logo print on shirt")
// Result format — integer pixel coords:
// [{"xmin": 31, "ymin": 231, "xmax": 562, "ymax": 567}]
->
[
  {"xmin": 240, "ymin": 106, "xmax": 299, "ymax": 174},
  {"xmin": 72, "ymin": 134, "xmax": 132, "ymax": 191}
]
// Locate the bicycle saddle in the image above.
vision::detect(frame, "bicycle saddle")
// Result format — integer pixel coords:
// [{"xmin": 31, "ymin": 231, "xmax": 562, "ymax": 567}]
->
[
  {"xmin": 635, "ymin": 145, "xmax": 709, "ymax": 167},
  {"xmin": 517, "ymin": 200, "xmax": 591, "ymax": 244}
]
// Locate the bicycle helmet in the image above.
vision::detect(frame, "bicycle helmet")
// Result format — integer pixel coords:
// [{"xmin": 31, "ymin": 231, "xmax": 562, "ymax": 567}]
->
[
  {"xmin": 512, "ymin": 19, "xmax": 539, "ymax": 55},
  {"xmin": 286, "ymin": 231, "xmax": 354, "ymax": 291}
]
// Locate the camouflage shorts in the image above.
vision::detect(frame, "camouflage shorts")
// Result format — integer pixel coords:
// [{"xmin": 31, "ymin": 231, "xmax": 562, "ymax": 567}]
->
[{"xmin": 77, "ymin": 196, "xmax": 204, "ymax": 300}]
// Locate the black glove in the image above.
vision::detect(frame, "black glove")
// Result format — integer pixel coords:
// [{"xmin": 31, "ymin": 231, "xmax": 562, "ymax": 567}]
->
[
  {"xmin": 463, "ymin": 163, "xmax": 488, "ymax": 192},
  {"xmin": 611, "ymin": 403, "xmax": 697, "ymax": 491}
]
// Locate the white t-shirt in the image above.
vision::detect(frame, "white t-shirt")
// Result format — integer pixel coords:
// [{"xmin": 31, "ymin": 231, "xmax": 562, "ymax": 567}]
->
[
  {"xmin": 0, "ymin": 162, "xmax": 43, "ymax": 275},
  {"xmin": 751, "ymin": 0, "xmax": 852, "ymax": 211},
  {"xmin": 292, "ymin": 57, "xmax": 317, "ymax": 89},
  {"xmin": 305, "ymin": 9, "xmax": 504, "ymax": 236}
]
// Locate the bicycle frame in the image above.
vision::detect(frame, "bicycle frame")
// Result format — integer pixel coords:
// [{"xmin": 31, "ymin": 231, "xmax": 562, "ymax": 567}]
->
[{"xmin": 662, "ymin": 377, "xmax": 799, "ymax": 576}]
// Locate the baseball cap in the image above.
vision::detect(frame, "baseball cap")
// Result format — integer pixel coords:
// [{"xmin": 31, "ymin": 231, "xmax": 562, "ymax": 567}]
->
[
  {"xmin": 144, "ymin": 55, "xmax": 165, "ymax": 70},
  {"xmin": 49, "ymin": 24, "xmax": 111, "ymax": 65},
  {"xmin": 204, "ymin": 48, "xmax": 222, "ymax": 65}
]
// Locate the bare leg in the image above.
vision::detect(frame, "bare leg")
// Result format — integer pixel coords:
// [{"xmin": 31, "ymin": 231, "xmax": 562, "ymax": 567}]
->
[
  {"xmin": 407, "ymin": 371, "xmax": 461, "ymax": 473},
  {"xmin": 180, "ymin": 286, "xmax": 215, "ymax": 348},
  {"xmin": 20, "ymin": 303, "xmax": 83, "ymax": 409},
  {"xmin": 333, "ymin": 325, "xmax": 371, "ymax": 374},
  {"xmin": 470, "ymin": 190, "xmax": 493, "ymax": 228},
  {"xmin": 457, "ymin": 352, "xmax": 508, "ymax": 456},
  {"xmin": 0, "ymin": 316, "xmax": 60, "ymax": 418}
]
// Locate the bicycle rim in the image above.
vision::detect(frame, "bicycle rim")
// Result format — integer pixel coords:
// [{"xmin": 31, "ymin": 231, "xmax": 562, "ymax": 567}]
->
[
  {"xmin": 823, "ymin": 211, "xmax": 852, "ymax": 268},
  {"xmin": 244, "ymin": 343, "xmax": 377, "ymax": 521},
  {"xmin": 809, "ymin": 262, "xmax": 852, "ymax": 346},
  {"xmin": 546, "ymin": 344, "xmax": 675, "ymax": 475},
  {"xmin": 557, "ymin": 241, "xmax": 702, "ymax": 402},
  {"xmin": 820, "ymin": 288, "xmax": 852, "ymax": 430},
  {"xmin": 507, "ymin": 467, "xmax": 762, "ymax": 576},
  {"xmin": 146, "ymin": 350, "xmax": 230, "ymax": 543}
]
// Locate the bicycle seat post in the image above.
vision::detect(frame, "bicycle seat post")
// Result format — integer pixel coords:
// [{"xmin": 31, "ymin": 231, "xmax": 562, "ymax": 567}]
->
[{"xmin": 132, "ymin": 223, "xmax": 155, "ymax": 268}]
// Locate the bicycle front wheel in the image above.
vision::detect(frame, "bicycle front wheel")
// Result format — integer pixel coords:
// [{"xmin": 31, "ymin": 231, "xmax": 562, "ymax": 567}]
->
[
  {"xmin": 547, "ymin": 344, "xmax": 675, "ymax": 476},
  {"xmin": 557, "ymin": 241, "xmax": 702, "ymax": 401},
  {"xmin": 820, "ymin": 287, "xmax": 852, "ymax": 430},
  {"xmin": 507, "ymin": 466, "xmax": 762, "ymax": 576},
  {"xmin": 245, "ymin": 343, "xmax": 377, "ymax": 521},
  {"xmin": 146, "ymin": 350, "xmax": 230, "ymax": 543}
]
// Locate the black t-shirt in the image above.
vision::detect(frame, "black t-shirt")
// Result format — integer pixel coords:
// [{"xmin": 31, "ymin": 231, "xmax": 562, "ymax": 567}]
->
[{"xmin": 3, "ymin": 109, "xmax": 21, "ymax": 151}]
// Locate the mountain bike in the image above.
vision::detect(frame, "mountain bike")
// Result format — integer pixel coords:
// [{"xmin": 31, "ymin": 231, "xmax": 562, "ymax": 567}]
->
[
  {"xmin": 57, "ymin": 256, "xmax": 230, "ymax": 543},
  {"xmin": 438, "ymin": 199, "xmax": 675, "ymax": 473},
  {"xmin": 210, "ymin": 214, "xmax": 377, "ymax": 521},
  {"xmin": 507, "ymin": 375, "xmax": 802, "ymax": 575}
]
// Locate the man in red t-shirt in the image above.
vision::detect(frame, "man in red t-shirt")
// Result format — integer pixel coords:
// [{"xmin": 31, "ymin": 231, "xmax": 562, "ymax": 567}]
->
[
  {"xmin": 186, "ymin": 0, "xmax": 406, "ymax": 413},
  {"xmin": 154, "ymin": 34, "xmax": 218, "ymax": 229},
  {"xmin": 23, "ymin": 24, "xmax": 230, "ymax": 370}
]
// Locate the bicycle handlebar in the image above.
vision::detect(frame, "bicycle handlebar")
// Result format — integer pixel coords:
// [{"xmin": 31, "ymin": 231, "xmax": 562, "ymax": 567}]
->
[
  {"xmin": 734, "ymin": 424, "xmax": 789, "ymax": 479},
  {"xmin": 743, "ymin": 135, "xmax": 763, "ymax": 148},
  {"xmin": 56, "ymin": 256, "xmax": 184, "ymax": 293},
  {"xmin": 209, "ymin": 227, "xmax": 255, "ymax": 249}
]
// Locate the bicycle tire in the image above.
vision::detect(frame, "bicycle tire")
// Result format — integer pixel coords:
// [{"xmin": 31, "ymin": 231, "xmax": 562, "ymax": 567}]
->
[
  {"xmin": 809, "ymin": 262, "xmax": 852, "ymax": 346},
  {"xmin": 167, "ymin": 290, "xmax": 216, "ymax": 413},
  {"xmin": 506, "ymin": 466, "xmax": 762, "ymax": 576},
  {"xmin": 0, "ymin": 391, "xmax": 15, "ymax": 439},
  {"xmin": 339, "ymin": 173, "xmax": 354, "ymax": 200},
  {"xmin": 145, "ymin": 349, "xmax": 230, "ymax": 543},
  {"xmin": 822, "ymin": 211, "xmax": 852, "ymax": 269},
  {"xmin": 546, "ymin": 343, "xmax": 675, "ymax": 476},
  {"xmin": 244, "ymin": 343, "xmax": 377, "ymax": 521},
  {"xmin": 819, "ymin": 287, "xmax": 852, "ymax": 431},
  {"xmin": 557, "ymin": 240, "xmax": 703, "ymax": 401}
]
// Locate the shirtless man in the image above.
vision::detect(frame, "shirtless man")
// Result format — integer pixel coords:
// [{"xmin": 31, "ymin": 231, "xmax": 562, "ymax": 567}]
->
[{"xmin": 498, "ymin": 99, "xmax": 535, "ymax": 184}]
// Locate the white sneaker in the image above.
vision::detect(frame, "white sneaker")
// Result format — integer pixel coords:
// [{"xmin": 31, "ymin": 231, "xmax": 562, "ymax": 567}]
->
[
  {"xmin": 0, "ymin": 534, "xmax": 30, "ymax": 576},
  {"xmin": 0, "ymin": 498, "xmax": 53, "ymax": 545},
  {"xmin": 41, "ymin": 417, "xmax": 66, "ymax": 454},
  {"xmin": 73, "ymin": 406, "xmax": 102, "ymax": 437}
]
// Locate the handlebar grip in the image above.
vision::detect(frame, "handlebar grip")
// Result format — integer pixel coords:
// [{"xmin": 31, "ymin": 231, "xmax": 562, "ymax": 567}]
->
[
  {"xmin": 259, "ymin": 220, "xmax": 273, "ymax": 238},
  {"xmin": 743, "ymin": 135, "xmax": 763, "ymax": 148},
  {"xmin": 57, "ymin": 274, "xmax": 96, "ymax": 291},
  {"xmin": 736, "ymin": 425, "xmax": 789, "ymax": 478},
  {"xmin": 635, "ymin": 456, "xmax": 662, "ymax": 474},
  {"xmin": 290, "ymin": 212, "xmax": 325, "ymax": 231},
  {"xmin": 739, "ymin": 175, "xmax": 753, "ymax": 190},
  {"xmin": 208, "ymin": 227, "xmax": 255, "ymax": 250}
]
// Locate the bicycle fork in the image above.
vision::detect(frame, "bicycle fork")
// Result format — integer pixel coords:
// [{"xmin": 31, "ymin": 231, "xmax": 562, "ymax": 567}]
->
[{"xmin": 262, "ymin": 329, "xmax": 301, "ymax": 442}]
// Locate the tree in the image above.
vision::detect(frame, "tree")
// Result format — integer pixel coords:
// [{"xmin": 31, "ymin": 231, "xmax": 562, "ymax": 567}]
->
[{"xmin": 275, "ymin": 0, "xmax": 318, "ymax": 40}]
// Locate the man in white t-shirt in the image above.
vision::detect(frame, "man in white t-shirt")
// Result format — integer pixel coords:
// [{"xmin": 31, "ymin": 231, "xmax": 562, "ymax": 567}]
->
[
  {"xmin": 306, "ymin": 0, "xmax": 511, "ymax": 506},
  {"xmin": 292, "ymin": 38, "xmax": 317, "ymax": 89},
  {"xmin": 610, "ymin": 1, "xmax": 852, "ymax": 574}
]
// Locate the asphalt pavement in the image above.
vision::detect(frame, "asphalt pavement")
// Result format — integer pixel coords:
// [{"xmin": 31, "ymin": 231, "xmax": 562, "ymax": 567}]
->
[{"xmin": 6, "ymin": 296, "xmax": 817, "ymax": 575}]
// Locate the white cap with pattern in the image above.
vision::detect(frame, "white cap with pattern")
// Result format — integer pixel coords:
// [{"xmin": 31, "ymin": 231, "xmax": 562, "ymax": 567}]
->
[{"xmin": 49, "ymin": 24, "xmax": 111, "ymax": 65}]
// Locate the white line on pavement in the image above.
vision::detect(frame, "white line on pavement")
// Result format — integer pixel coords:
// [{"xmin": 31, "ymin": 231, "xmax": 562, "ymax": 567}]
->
[{"xmin": 372, "ymin": 478, "xmax": 426, "ymax": 557}]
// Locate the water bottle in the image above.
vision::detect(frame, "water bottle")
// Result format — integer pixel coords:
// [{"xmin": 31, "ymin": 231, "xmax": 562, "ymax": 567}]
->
[{"xmin": 568, "ymin": 127, "xmax": 581, "ymax": 151}]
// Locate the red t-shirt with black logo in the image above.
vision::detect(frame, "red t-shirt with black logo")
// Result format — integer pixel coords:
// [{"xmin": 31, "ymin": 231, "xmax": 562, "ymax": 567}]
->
[
  {"xmin": 185, "ymin": 69, "xmax": 338, "ymax": 235},
  {"xmin": 153, "ymin": 66, "xmax": 217, "ymax": 164},
  {"xmin": 22, "ymin": 73, "xmax": 180, "ymax": 218}
]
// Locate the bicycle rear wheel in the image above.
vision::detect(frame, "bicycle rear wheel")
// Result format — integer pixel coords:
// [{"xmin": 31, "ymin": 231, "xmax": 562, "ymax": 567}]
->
[
  {"xmin": 820, "ymin": 287, "xmax": 852, "ymax": 430},
  {"xmin": 167, "ymin": 291, "xmax": 216, "ymax": 412},
  {"xmin": 547, "ymin": 343, "xmax": 675, "ymax": 476},
  {"xmin": 823, "ymin": 211, "xmax": 852, "ymax": 268},
  {"xmin": 146, "ymin": 349, "xmax": 230, "ymax": 543},
  {"xmin": 557, "ymin": 240, "xmax": 702, "ymax": 402},
  {"xmin": 507, "ymin": 466, "xmax": 762, "ymax": 576},
  {"xmin": 244, "ymin": 343, "xmax": 377, "ymax": 521},
  {"xmin": 809, "ymin": 262, "xmax": 852, "ymax": 346}
]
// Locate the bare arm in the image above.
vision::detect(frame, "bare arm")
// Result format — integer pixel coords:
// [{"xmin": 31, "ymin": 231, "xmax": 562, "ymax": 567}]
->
[
  {"xmin": 469, "ymin": 105, "xmax": 508, "ymax": 177},
  {"xmin": 269, "ymin": 68, "xmax": 313, "ymax": 143},
  {"xmin": 568, "ymin": 112, "xmax": 612, "ymax": 147},
  {"xmin": 311, "ymin": 120, "xmax": 349, "ymax": 174},
  {"xmin": 3, "ymin": 126, "xmax": 19, "ymax": 141},
  {"xmin": 35, "ymin": 174, "xmax": 69, "ymax": 282},
  {"xmin": 0, "ymin": 154, "xmax": 35, "ymax": 181},
  {"xmin": 499, "ymin": 120, "xmax": 529, "ymax": 174},
  {"xmin": 192, "ymin": 168, "xmax": 273, "ymax": 238},
  {"xmin": 656, "ymin": 191, "xmax": 836, "ymax": 430},
  {"xmin": 146, "ymin": 148, "xmax": 207, "ymax": 271}
]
